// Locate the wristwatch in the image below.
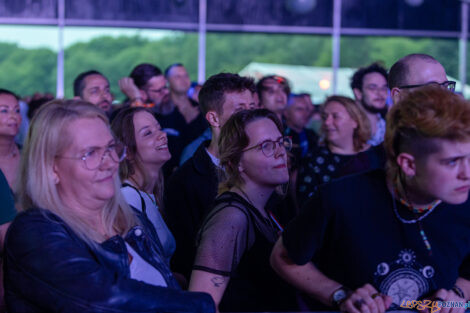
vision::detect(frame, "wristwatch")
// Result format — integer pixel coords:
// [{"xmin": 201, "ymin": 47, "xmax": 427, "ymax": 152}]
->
[{"xmin": 331, "ymin": 286, "xmax": 351, "ymax": 308}]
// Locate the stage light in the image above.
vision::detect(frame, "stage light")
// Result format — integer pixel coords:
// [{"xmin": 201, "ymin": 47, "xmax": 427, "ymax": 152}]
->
[{"xmin": 319, "ymin": 79, "xmax": 330, "ymax": 90}]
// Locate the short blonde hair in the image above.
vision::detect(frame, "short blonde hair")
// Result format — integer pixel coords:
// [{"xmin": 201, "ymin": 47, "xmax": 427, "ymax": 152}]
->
[
  {"xmin": 17, "ymin": 99, "xmax": 138, "ymax": 244},
  {"xmin": 322, "ymin": 95, "xmax": 371, "ymax": 152}
]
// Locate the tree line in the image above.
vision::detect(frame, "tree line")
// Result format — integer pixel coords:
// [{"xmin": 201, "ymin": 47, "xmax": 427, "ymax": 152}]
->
[{"xmin": 0, "ymin": 32, "xmax": 459, "ymax": 100}]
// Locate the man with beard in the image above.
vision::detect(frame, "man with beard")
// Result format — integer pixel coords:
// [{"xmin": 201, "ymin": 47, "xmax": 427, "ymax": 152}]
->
[
  {"xmin": 73, "ymin": 70, "xmax": 113, "ymax": 116},
  {"xmin": 351, "ymin": 63, "xmax": 389, "ymax": 146}
]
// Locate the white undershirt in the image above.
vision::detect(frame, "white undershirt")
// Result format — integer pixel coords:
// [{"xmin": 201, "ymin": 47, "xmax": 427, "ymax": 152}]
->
[
  {"xmin": 205, "ymin": 148, "xmax": 220, "ymax": 167},
  {"xmin": 125, "ymin": 242, "xmax": 167, "ymax": 287}
]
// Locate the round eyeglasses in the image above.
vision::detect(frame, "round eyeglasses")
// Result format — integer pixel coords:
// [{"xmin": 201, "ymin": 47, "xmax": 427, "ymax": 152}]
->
[
  {"xmin": 57, "ymin": 141, "xmax": 127, "ymax": 170},
  {"xmin": 242, "ymin": 136, "xmax": 292, "ymax": 157}
]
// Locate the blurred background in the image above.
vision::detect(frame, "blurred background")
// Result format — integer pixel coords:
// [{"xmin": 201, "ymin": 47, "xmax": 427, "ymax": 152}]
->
[{"xmin": 0, "ymin": 0, "xmax": 467, "ymax": 102}]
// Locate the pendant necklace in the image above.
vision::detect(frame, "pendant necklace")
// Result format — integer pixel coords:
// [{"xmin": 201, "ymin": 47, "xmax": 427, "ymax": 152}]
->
[{"xmin": 392, "ymin": 186, "xmax": 441, "ymax": 256}]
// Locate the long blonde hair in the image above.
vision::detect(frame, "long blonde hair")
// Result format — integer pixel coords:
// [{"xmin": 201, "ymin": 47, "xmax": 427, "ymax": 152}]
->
[{"xmin": 16, "ymin": 99, "xmax": 138, "ymax": 244}]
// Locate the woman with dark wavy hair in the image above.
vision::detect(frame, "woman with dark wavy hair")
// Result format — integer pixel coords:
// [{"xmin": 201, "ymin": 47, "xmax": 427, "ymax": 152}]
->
[{"xmin": 189, "ymin": 108, "xmax": 297, "ymax": 312}]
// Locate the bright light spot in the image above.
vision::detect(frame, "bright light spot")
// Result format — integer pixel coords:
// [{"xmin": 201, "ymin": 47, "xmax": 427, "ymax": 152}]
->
[{"xmin": 319, "ymin": 79, "xmax": 330, "ymax": 90}]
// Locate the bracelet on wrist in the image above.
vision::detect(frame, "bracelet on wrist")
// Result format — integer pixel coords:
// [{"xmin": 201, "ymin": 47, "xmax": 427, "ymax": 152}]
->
[{"xmin": 452, "ymin": 285, "xmax": 465, "ymax": 299}]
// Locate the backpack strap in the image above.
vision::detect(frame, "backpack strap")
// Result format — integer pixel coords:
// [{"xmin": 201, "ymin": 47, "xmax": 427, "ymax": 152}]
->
[{"xmin": 122, "ymin": 182, "xmax": 147, "ymax": 215}]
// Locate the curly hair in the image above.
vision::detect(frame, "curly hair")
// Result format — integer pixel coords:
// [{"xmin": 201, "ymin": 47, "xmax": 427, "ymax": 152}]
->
[
  {"xmin": 322, "ymin": 95, "xmax": 371, "ymax": 152},
  {"xmin": 350, "ymin": 62, "xmax": 388, "ymax": 91},
  {"xmin": 384, "ymin": 85, "xmax": 470, "ymax": 182}
]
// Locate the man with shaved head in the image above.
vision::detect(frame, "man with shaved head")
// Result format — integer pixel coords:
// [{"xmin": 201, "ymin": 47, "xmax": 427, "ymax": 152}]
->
[{"xmin": 388, "ymin": 53, "xmax": 455, "ymax": 105}]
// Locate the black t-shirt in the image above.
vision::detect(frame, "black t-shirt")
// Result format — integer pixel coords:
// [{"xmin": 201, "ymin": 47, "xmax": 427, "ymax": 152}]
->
[
  {"xmin": 156, "ymin": 102, "xmax": 208, "ymax": 177},
  {"xmin": 283, "ymin": 169, "xmax": 470, "ymax": 310}
]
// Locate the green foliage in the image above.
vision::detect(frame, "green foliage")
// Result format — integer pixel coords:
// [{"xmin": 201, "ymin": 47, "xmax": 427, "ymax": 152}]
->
[{"xmin": 0, "ymin": 32, "xmax": 463, "ymax": 99}]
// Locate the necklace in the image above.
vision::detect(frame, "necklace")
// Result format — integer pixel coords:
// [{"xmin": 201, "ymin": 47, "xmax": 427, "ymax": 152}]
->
[
  {"xmin": 391, "ymin": 190, "xmax": 440, "ymax": 256},
  {"xmin": 395, "ymin": 187, "xmax": 441, "ymax": 214}
]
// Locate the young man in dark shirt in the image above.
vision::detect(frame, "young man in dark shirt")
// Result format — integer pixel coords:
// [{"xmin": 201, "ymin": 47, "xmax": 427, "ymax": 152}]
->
[
  {"xmin": 271, "ymin": 86, "xmax": 470, "ymax": 313},
  {"xmin": 164, "ymin": 73, "xmax": 257, "ymax": 280}
]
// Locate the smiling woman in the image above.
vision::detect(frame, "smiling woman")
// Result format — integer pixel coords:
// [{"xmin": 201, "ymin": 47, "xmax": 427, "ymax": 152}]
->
[
  {"xmin": 112, "ymin": 107, "xmax": 176, "ymax": 264},
  {"xmin": 296, "ymin": 95, "xmax": 380, "ymax": 206},
  {"xmin": 4, "ymin": 99, "xmax": 214, "ymax": 312}
]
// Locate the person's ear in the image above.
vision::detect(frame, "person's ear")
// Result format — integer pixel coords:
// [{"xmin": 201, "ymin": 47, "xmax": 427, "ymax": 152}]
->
[
  {"xmin": 205, "ymin": 111, "xmax": 220, "ymax": 128},
  {"xmin": 391, "ymin": 87, "xmax": 401, "ymax": 105},
  {"xmin": 139, "ymin": 89, "xmax": 148, "ymax": 102},
  {"xmin": 353, "ymin": 88, "xmax": 363, "ymax": 101},
  {"xmin": 52, "ymin": 163, "xmax": 60, "ymax": 185},
  {"xmin": 396, "ymin": 152, "xmax": 416, "ymax": 177}
]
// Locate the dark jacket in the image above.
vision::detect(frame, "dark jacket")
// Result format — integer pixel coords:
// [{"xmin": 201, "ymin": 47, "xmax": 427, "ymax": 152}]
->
[
  {"xmin": 164, "ymin": 141, "xmax": 219, "ymax": 280},
  {"xmin": 4, "ymin": 208, "xmax": 215, "ymax": 313}
]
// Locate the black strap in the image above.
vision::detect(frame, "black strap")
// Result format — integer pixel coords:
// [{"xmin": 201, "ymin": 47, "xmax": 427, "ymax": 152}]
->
[{"xmin": 122, "ymin": 183, "xmax": 147, "ymax": 215}]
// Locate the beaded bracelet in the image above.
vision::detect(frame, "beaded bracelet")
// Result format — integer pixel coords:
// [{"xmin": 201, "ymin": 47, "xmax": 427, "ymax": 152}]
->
[{"xmin": 452, "ymin": 285, "xmax": 465, "ymax": 299}]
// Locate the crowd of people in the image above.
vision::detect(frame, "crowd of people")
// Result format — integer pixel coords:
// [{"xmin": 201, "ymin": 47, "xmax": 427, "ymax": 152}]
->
[{"xmin": 0, "ymin": 53, "xmax": 469, "ymax": 313}]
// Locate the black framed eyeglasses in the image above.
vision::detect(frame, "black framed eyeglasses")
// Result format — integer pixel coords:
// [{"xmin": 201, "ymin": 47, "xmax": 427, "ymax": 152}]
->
[
  {"xmin": 57, "ymin": 141, "xmax": 127, "ymax": 170},
  {"xmin": 398, "ymin": 80, "xmax": 456, "ymax": 92},
  {"xmin": 242, "ymin": 136, "xmax": 292, "ymax": 157}
]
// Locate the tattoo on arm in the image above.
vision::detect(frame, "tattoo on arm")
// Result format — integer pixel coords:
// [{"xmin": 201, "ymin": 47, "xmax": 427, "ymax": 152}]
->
[{"xmin": 211, "ymin": 276, "xmax": 226, "ymax": 287}]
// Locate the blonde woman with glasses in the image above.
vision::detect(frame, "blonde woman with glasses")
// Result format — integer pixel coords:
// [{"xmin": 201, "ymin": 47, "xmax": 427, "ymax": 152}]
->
[{"xmin": 4, "ymin": 99, "xmax": 214, "ymax": 312}]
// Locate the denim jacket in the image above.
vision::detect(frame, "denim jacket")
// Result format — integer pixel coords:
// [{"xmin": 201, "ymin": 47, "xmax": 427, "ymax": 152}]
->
[{"xmin": 4, "ymin": 208, "xmax": 215, "ymax": 313}]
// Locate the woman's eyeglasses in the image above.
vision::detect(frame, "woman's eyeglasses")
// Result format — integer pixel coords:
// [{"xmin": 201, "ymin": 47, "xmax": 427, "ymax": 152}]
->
[
  {"xmin": 57, "ymin": 141, "xmax": 127, "ymax": 170},
  {"xmin": 243, "ymin": 136, "xmax": 292, "ymax": 157}
]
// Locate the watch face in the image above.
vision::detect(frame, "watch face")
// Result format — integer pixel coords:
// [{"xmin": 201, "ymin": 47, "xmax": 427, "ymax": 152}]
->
[{"xmin": 333, "ymin": 289, "xmax": 348, "ymax": 302}]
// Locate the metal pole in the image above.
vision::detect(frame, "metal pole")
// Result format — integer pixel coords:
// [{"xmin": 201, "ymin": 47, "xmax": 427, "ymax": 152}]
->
[
  {"xmin": 56, "ymin": 0, "xmax": 65, "ymax": 98},
  {"xmin": 459, "ymin": 1, "xmax": 468, "ymax": 97},
  {"xmin": 332, "ymin": 0, "xmax": 342, "ymax": 94},
  {"xmin": 197, "ymin": 0, "xmax": 207, "ymax": 84}
]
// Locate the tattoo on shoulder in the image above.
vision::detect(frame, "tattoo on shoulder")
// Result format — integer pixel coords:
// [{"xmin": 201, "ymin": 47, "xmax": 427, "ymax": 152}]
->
[{"xmin": 211, "ymin": 276, "xmax": 226, "ymax": 287}]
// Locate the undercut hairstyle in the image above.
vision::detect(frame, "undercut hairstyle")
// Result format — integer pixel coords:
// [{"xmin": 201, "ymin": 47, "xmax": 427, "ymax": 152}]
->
[
  {"xmin": 73, "ymin": 70, "xmax": 105, "ymax": 97},
  {"xmin": 256, "ymin": 75, "xmax": 291, "ymax": 102},
  {"xmin": 388, "ymin": 54, "xmax": 439, "ymax": 89},
  {"xmin": 17, "ymin": 99, "xmax": 139, "ymax": 245},
  {"xmin": 130, "ymin": 63, "xmax": 163, "ymax": 89},
  {"xmin": 111, "ymin": 107, "xmax": 165, "ymax": 207},
  {"xmin": 350, "ymin": 62, "xmax": 388, "ymax": 91},
  {"xmin": 198, "ymin": 73, "xmax": 256, "ymax": 115},
  {"xmin": 384, "ymin": 85, "xmax": 470, "ymax": 182},
  {"xmin": 164, "ymin": 63, "xmax": 184, "ymax": 78},
  {"xmin": 322, "ymin": 95, "xmax": 371, "ymax": 152},
  {"xmin": 218, "ymin": 108, "xmax": 283, "ymax": 193},
  {"xmin": 0, "ymin": 88, "xmax": 19, "ymax": 100}
]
